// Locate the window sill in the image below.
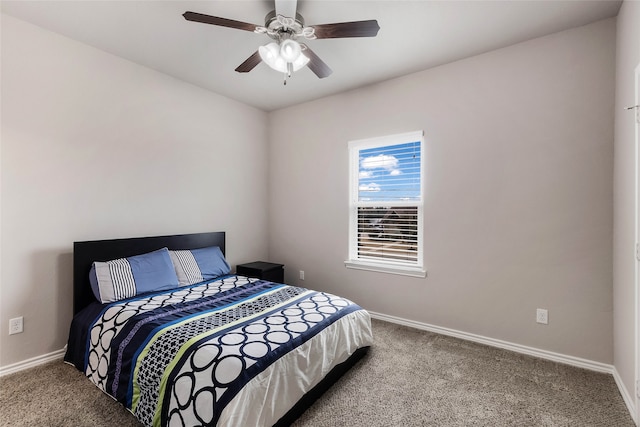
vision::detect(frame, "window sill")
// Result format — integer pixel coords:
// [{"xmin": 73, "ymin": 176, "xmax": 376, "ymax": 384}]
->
[{"xmin": 344, "ymin": 260, "xmax": 427, "ymax": 278}]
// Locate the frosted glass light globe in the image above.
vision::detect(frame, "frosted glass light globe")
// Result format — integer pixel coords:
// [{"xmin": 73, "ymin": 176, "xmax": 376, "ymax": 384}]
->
[{"xmin": 280, "ymin": 39, "xmax": 302, "ymax": 63}]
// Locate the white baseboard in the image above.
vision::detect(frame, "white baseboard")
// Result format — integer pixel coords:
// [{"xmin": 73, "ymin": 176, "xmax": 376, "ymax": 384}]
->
[
  {"xmin": 369, "ymin": 311, "xmax": 613, "ymax": 373},
  {"xmin": 0, "ymin": 348, "xmax": 66, "ymax": 377},
  {"xmin": 613, "ymin": 367, "xmax": 638, "ymax": 426}
]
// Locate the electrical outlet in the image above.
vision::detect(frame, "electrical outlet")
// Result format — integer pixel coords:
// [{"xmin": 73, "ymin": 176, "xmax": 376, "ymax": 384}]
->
[
  {"xmin": 9, "ymin": 317, "xmax": 24, "ymax": 335},
  {"xmin": 536, "ymin": 309, "xmax": 548, "ymax": 325},
  {"xmin": 299, "ymin": 270, "xmax": 305, "ymax": 281}
]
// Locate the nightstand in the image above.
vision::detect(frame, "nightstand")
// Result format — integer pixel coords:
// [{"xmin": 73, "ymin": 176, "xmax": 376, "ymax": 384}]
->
[{"xmin": 236, "ymin": 261, "xmax": 284, "ymax": 283}]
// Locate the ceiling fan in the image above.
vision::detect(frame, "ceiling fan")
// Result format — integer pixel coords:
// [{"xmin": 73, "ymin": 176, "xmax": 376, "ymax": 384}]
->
[{"xmin": 183, "ymin": 0, "xmax": 380, "ymax": 84}]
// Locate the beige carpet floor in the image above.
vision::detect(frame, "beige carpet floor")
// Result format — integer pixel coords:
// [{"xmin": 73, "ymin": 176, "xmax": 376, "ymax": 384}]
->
[{"xmin": 0, "ymin": 319, "xmax": 634, "ymax": 426}]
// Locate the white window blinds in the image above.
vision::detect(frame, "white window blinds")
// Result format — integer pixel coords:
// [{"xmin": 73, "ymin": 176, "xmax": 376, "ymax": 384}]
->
[{"xmin": 347, "ymin": 131, "xmax": 425, "ymax": 276}]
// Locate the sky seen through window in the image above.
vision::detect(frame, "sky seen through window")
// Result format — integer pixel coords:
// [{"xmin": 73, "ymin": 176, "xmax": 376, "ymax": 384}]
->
[{"xmin": 358, "ymin": 141, "xmax": 421, "ymax": 202}]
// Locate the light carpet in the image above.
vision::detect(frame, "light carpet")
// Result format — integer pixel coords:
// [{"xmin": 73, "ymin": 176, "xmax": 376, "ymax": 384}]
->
[{"xmin": 0, "ymin": 319, "xmax": 634, "ymax": 426}]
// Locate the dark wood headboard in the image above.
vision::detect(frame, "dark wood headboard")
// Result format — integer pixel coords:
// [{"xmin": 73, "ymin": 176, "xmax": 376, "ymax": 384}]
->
[{"xmin": 73, "ymin": 231, "xmax": 226, "ymax": 315}]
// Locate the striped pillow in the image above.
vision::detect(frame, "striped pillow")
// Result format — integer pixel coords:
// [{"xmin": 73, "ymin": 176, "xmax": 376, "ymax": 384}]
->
[
  {"xmin": 89, "ymin": 248, "xmax": 179, "ymax": 303},
  {"xmin": 169, "ymin": 246, "xmax": 230, "ymax": 286}
]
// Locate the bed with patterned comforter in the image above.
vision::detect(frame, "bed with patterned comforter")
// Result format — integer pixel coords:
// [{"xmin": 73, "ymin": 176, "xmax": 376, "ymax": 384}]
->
[{"xmin": 65, "ymin": 274, "xmax": 372, "ymax": 426}]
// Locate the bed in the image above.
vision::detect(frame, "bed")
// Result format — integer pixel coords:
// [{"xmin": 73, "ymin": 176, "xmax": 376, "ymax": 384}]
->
[{"xmin": 64, "ymin": 231, "xmax": 372, "ymax": 426}]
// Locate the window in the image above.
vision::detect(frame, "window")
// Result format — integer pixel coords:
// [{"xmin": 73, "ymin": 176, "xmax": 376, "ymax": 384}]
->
[{"xmin": 345, "ymin": 131, "xmax": 426, "ymax": 277}]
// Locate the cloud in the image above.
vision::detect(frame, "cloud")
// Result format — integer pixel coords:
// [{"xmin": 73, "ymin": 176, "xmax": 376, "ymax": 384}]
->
[
  {"xmin": 359, "ymin": 182, "xmax": 381, "ymax": 192},
  {"xmin": 359, "ymin": 170, "xmax": 373, "ymax": 179},
  {"xmin": 361, "ymin": 154, "xmax": 401, "ymax": 176}
]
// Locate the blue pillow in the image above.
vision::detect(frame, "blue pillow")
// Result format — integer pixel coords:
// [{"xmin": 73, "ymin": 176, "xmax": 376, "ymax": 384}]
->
[
  {"xmin": 89, "ymin": 247, "xmax": 179, "ymax": 303},
  {"xmin": 169, "ymin": 246, "xmax": 230, "ymax": 286}
]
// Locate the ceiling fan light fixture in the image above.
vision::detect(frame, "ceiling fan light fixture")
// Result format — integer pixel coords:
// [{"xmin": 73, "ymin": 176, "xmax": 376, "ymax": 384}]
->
[{"xmin": 259, "ymin": 40, "xmax": 309, "ymax": 75}]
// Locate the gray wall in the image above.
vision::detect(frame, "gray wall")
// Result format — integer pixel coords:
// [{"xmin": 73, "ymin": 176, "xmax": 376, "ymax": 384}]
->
[
  {"xmin": 1, "ymin": 12, "xmax": 622, "ymax": 374},
  {"xmin": 268, "ymin": 18, "xmax": 615, "ymax": 363},
  {"xmin": 0, "ymin": 15, "xmax": 269, "ymax": 367},
  {"xmin": 613, "ymin": 0, "xmax": 640, "ymax": 412}
]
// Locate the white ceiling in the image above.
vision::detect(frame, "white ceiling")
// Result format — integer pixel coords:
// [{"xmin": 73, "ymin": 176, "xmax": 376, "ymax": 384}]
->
[{"xmin": 1, "ymin": 0, "xmax": 622, "ymax": 111}]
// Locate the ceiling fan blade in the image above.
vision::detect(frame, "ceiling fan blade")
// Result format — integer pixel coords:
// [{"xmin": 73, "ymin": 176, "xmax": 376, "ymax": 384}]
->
[
  {"xmin": 312, "ymin": 20, "xmax": 380, "ymax": 39},
  {"xmin": 301, "ymin": 44, "xmax": 332, "ymax": 79},
  {"xmin": 183, "ymin": 11, "xmax": 259, "ymax": 32},
  {"xmin": 275, "ymin": 0, "xmax": 297, "ymax": 18},
  {"xmin": 235, "ymin": 51, "xmax": 262, "ymax": 73}
]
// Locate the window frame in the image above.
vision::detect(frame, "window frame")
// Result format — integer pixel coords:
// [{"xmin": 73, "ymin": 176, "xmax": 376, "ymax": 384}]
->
[{"xmin": 345, "ymin": 130, "xmax": 427, "ymax": 278}]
